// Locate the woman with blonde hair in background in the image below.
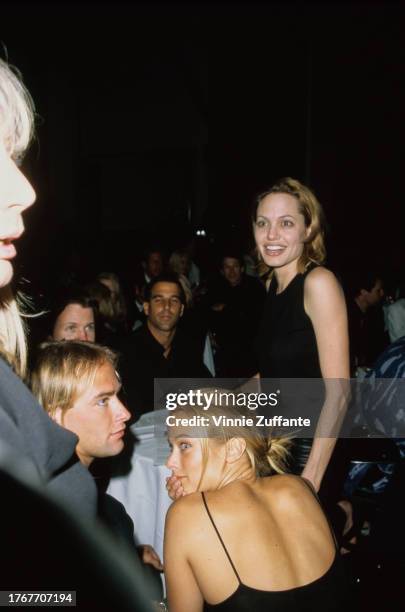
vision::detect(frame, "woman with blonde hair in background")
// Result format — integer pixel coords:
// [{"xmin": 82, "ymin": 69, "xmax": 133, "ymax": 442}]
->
[
  {"xmin": 164, "ymin": 395, "xmax": 350, "ymax": 611},
  {"xmin": 98, "ymin": 271, "xmax": 129, "ymax": 331},
  {"xmin": 86, "ymin": 278, "xmax": 127, "ymax": 347},
  {"xmin": 169, "ymin": 250, "xmax": 193, "ymax": 306}
]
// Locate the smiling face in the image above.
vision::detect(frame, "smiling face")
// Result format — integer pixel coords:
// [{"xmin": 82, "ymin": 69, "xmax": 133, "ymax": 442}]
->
[
  {"xmin": 52, "ymin": 303, "xmax": 96, "ymax": 342},
  {"xmin": 0, "ymin": 138, "xmax": 36, "ymax": 287},
  {"xmin": 144, "ymin": 281, "xmax": 184, "ymax": 334},
  {"xmin": 254, "ymin": 193, "xmax": 310, "ymax": 276},
  {"xmin": 57, "ymin": 361, "xmax": 130, "ymax": 467}
]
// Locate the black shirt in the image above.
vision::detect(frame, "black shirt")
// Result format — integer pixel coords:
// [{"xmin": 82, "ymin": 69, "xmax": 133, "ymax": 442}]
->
[
  {"xmin": 119, "ymin": 324, "xmax": 211, "ymax": 418},
  {"xmin": 204, "ymin": 274, "xmax": 266, "ymax": 377}
]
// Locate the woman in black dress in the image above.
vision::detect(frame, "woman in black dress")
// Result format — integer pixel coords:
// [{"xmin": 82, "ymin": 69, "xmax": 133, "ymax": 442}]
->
[
  {"xmin": 164, "ymin": 400, "xmax": 350, "ymax": 611},
  {"xmin": 253, "ymin": 177, "xmax": 350, "ymax": 493}
]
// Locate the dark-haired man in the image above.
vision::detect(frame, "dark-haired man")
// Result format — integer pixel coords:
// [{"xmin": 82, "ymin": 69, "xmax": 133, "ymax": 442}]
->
[
  {"xmin": 121, "ymin": 273, "xmax": 210, "ymax": 417},
  {"xmin": 346, "ymin": 271, "xmax": 387, "ymax": 374},
  {"xmin": 51, "ymin": 295, "xmax": 96, "ymax": 342}
]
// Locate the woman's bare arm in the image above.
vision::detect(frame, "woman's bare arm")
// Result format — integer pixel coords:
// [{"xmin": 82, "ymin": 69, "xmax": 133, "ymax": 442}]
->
[
  {"xmin": 302, "ymin": 267, "xmax": 350, "ymax": 491},
  {"xmin": 164, "ymin": 498, "xmax": 204, "ymax": 612}
]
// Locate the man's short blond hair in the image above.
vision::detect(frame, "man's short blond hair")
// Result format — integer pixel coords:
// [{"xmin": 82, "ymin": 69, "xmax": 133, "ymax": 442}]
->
[{"xmin": 31, "ymin": 341, "xmax": 118, "ymax": 419}]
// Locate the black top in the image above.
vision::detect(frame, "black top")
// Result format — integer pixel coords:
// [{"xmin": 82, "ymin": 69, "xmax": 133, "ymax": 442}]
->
[
  {"xmin": 119, "ymin": 324, "xmax": 211, "ymax": 417},
  {"xmin": 347, "ymin": 299, "xmax": 389, "ymax": 373},
  {"xmin": 98, "ymin": 493, "xmax": 163, "ymax": 601},
  {"xmin": 257, "ymin": 269, "xmax": 322, "ymax": 379},
  {"xmin": 204, "ymin": 274, "xmax": 266, "ymax": 377},
  {"xmin": 201, "ymin": 491, "xmax": 350, "ymax": 612}
]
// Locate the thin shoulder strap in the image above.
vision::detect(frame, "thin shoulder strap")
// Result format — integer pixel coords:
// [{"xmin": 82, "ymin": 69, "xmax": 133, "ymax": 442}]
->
[{"xmin": 201, "ymin": 492, "xmax": 242, "ymax": 584}]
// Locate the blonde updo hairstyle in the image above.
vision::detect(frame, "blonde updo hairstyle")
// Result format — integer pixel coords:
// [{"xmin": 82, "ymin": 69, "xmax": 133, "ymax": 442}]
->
[
  {"xmin": 31, "ymin": 341, "xmax": 118, "ymax": 421},
  {"xmin": 0, "ymin": 58, "xmax": 36, "ymax": 376},
  {"xmin": 254, "ymin": 177, "xmax": 326, "ymax": 278},
  {"xmin": 169, "ymin": 388, "xmax": 291, "ymax": 490}
]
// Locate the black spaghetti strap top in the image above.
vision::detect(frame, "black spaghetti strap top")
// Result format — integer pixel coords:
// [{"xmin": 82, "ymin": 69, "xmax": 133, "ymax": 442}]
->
[
  {"xmin": 257, "ymin": 268, "xmax": 322, "ymax": 379},
  {"xmin": 201, "ymin": 489, "xmax": 350, "ymax": 612}
]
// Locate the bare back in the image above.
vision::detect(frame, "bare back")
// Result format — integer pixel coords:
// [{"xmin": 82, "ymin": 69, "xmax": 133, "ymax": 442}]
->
[{"xmin": 165, "ymin": 475, "xmax": 337, "ymax": 607}]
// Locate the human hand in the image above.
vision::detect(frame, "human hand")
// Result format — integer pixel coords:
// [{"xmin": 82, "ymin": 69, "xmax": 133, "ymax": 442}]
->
[
  {"xmin": 166, "ymin": 472, "xmax": 185, "ymax": 501},
  {"xmin": 139, "ymin": 544, "xmax": 163, "ymax": 571}
]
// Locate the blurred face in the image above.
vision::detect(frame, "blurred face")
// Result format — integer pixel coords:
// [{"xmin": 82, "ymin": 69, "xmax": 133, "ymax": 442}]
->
[
  {"xmin": 0, "ymin": 139, "xmax": 36, "ymax": 287},
  {"xmin": 99, "ymin": 278, "xmax": 115, "ymax": 295},
  {"xmin": 146, "ymin": 252, "xmax": 163, "ymax": 279},
  {"xmin": 52, "ymin": 304, "xmax": 96, "ymax": 342},
  {"xmin": 59, "ymin": 361, "xmax": 130, "ymax": 467},
  {"xmin": 363, "ymin": 278, "xmax": 384, "ymax": 307},
  {"xmin": 178, "ymin": 255, "xmax": 189, "ymax": 276},
  {"xmin": 254, "ymin": 193, "xmax": 310, "ymax": 274},
  {"xmin": 144, "ymin": 281, "xmax": 184, "ymax": 333},
  {"xmin": 166, "ymin": 433, "xmax": 225, "ymax": 494},
  {"xmin": 222, "ymin": 257, "xmax": 243, "ymax": 287}
]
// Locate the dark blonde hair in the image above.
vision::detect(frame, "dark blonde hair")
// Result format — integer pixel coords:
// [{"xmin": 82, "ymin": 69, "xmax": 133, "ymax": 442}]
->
[
  {"xmin": 97, "ymin": 272, "xmax": 128, "ymax": 325},
  {"xmin": 254, "ymin": 177, "xmax": 326, "ymax": 277},
  {"xmin": 169, "ymin": 388, "xmax": 291, "ymax": 488},
  {"xmin": 31, "ymin": 341, "xmax": 118, "ymax": 419}
]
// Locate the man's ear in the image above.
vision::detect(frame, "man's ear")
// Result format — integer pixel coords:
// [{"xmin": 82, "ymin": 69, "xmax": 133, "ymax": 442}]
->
[
  {"xmin": 180, "ymin": 304, "xmax": 185, "ymax": 317},
  {"xmin": 53, "ymin": 406, "xmax": 64, "ymax": 426},
  {"xmin": 143, "ymin": 301, "xmax": 150, "ymax": 316},
  {"xmin": 225, "ymin": 437, "xmax": 246, "ymax": 464}
]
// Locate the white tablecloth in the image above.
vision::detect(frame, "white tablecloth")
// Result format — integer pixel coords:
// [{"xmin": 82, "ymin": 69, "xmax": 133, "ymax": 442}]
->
[{"xmin": 107, "ymin": 417, "xmax": 172, "ymax": 561}]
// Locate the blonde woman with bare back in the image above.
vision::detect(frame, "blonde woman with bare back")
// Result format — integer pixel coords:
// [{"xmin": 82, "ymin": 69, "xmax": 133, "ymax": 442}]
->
[{"xmin": 164, "ymin": 397, "xmax": 350, "ymax": 611}]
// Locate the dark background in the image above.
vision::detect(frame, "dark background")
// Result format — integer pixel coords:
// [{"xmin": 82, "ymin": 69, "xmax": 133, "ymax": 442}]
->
[{"xmin": 2, "ymin": 1, "xmax": 404, "ymax": 293}]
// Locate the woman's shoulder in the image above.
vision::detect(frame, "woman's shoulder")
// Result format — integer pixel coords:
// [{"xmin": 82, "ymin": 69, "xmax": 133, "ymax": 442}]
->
[
  {"xmin": 304, "ymin": 265, "xmax": 338, "ymax": 287},
  {"xmin": 262, "ymin": 474, "xmax": 321, "ymax": 514},
  {"xmin": 212, "ymin": 475, "xmax": 318, "ymax": 513},
  {"xmin": 165, "ymin": 491, "xmax": 205, "ymax": 526},
  {"xmin": 264, "ymin": 473, "xmax": 313, "ymax": 494},
  {"xmin": 166, "ymin": 475, "xmax": 319, "ymax": 519},
  {"xmin": 165, "ymin": 492, "xmax": 215, "ymax": 553},
  {"xmin": 304, "ymin": 266, "xmax": 344, "ymax": 306}
]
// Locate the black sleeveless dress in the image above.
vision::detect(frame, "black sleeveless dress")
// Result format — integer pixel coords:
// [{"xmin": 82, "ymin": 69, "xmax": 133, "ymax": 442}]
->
[
  {"xmin": 257, "ymin": 268, "xmax": 321, "ymax": 379},
  {"xmin": 201, "ymin": 491, "xmax": 350, "ymax": 611},
  {"xmin": 255, "ymin": 268, "xmax": 348, "ymax": 533},
  {"xmin": 256, "ymin": 267, "xmax": 323, "ymax": 471}
]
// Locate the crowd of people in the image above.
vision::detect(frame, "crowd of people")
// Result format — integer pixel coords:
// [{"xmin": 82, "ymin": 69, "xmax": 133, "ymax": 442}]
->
[{"xmin": 1, "ymin": 56, "xmax": 404, "ymax": 611}]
